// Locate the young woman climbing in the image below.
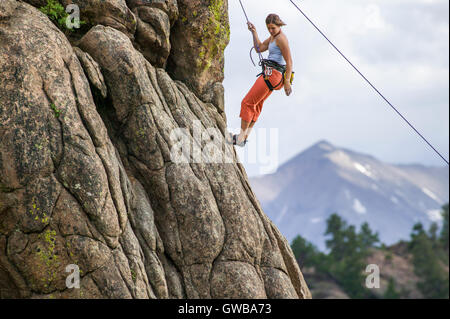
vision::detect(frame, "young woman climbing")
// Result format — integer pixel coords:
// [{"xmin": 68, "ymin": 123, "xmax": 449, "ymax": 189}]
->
[{"xmin": 228, "ymin": 13, "xmax": 293, "ymax": 147}]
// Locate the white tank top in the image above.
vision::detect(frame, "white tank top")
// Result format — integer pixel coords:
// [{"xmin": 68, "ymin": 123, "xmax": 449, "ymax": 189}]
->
[{"xmin": 268, "ymin": 40, "xmax": 286, "ymax": 65}]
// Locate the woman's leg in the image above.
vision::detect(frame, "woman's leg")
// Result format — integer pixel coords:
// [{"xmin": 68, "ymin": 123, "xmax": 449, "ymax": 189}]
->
[
  {"xmin": 238, "ymin": 76, "xmax": 272, "ymax": 143},
  {"xmin": 245, "ymin": 121, "xmax": 256, "ymax": 141},
  {"xmin": 237, "ymin": 119, "xmax": 252, "ymax": 143},
  {"xmin": 242, "ymin": 88, "xmax": 273, "ymax": 141}
]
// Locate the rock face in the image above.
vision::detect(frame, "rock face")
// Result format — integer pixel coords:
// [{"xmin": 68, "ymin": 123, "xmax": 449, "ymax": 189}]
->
[
  {"xmin": 62, "ymin": 0, "xmax": 137, "ymax": 38},
  {"xmin": 127, "ymin": 0, "xmax": 178, "ymax": 68},
  {"xmin": 167, "ymin": 0, "xmax": 229, "ymax": 104},
  {"xmin": 0, "ymin": 0, "xmax": 311, "ymax": 299}
]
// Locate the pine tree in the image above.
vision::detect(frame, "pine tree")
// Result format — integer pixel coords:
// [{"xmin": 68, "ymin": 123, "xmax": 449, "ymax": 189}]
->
[
  {"xmin": 291, "ymin": 235, "xmax": 319, "ymax": 268},
  {"xmin": 410, "ymin": 222, "xmax": 449, "ymax": 299},
  {"xmin": 428, "ymin": 222, "xmax": 440, "ymax": 250},
  {"xmin": 440, "ymin": 204, "xmax": 449, "ymax": 251},
  {"xmin": 325, "ymin": 213, "xmax": 349, "ymax": 261},
  {"xmin": 324, "ymin": 214, "xmax": 374, "ymax": 298},
  {"xmin": 359, "ymin": 222, "xmax": 380, "ymax": 250}
]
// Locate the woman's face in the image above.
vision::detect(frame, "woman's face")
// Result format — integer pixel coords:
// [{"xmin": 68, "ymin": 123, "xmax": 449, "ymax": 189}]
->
[{"xmin": 266, "ymin": 23, "xmax": 280, "ymax": 36}]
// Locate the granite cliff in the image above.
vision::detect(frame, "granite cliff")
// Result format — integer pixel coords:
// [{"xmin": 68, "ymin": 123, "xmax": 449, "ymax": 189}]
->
[{"xmin": 0, "ymin": 0, "xmax": 310, "ymax": 299}]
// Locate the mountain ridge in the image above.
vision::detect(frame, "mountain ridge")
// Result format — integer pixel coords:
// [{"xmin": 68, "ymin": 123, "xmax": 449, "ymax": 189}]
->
[{"xmin": 250, "ymin": 140, "xmax": 449, "ymax": 251}]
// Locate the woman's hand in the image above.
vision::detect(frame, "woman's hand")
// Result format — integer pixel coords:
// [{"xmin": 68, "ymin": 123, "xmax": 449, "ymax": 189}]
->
[
  {"xmin": 284, "ymin": 82, "xmax": 292, "ymax": 96},
  {"xmin": 247, "ymin": 22, "xmax": 256, "ymax": 33}
]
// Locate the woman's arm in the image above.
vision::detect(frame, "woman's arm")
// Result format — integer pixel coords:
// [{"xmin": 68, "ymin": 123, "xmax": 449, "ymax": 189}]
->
[
  {"xmin": 277, "ymin": 35, "xmax": 293, "ymax": 95},
  {"xmin": 248, "ymin": 22, "xmax": 270, "ymax": 52}
]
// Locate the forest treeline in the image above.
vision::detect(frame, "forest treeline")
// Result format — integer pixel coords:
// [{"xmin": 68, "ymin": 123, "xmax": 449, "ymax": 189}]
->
[{"xmin": 291, "ymin": 204, "xmax": 449, "ymax": 299}]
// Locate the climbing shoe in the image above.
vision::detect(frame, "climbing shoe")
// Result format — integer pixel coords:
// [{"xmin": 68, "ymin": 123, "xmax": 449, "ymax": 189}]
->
[{"xmin": 226, "ymin": 133, "xmax": 247, "ymax": 147}]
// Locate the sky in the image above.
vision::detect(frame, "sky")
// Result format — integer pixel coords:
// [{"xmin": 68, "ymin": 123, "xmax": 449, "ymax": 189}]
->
[{"xmin": 223, "ymin": 0, "xmax": 449, "ymax": 177}]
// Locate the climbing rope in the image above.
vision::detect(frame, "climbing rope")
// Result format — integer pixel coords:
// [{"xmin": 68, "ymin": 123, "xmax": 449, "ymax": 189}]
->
[
  {"xmin": 289, "ymin": 0, "xmax": 448, "ymax": 165},
  {"xmin": 237, "ymin": 0, "xmax": 449, "ymax": 165},
  {"xmin": 238, "ymin": 0, "xmax": 264, "ymax": 64}
]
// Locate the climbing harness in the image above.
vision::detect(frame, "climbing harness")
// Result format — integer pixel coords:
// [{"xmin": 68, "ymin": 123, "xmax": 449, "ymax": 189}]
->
[
  {"xmin": 237, "ymin": 0, "xmax": 448, "ymax": 165},
  {"xmin": 256, "ymin": 59, "xmax": 294, "ymax": 91}
]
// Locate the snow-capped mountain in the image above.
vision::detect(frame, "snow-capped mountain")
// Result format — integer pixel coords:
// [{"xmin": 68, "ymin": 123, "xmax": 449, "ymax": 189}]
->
[{"xmin": 250, "ymin": 140, "xmax": 449, "ymax": 251}]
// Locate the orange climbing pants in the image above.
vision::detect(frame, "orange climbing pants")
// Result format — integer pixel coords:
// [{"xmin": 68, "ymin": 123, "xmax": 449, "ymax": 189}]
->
[{"xmin": 240, "ymin": 69, "xmax": 284, "ymax": 123}]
